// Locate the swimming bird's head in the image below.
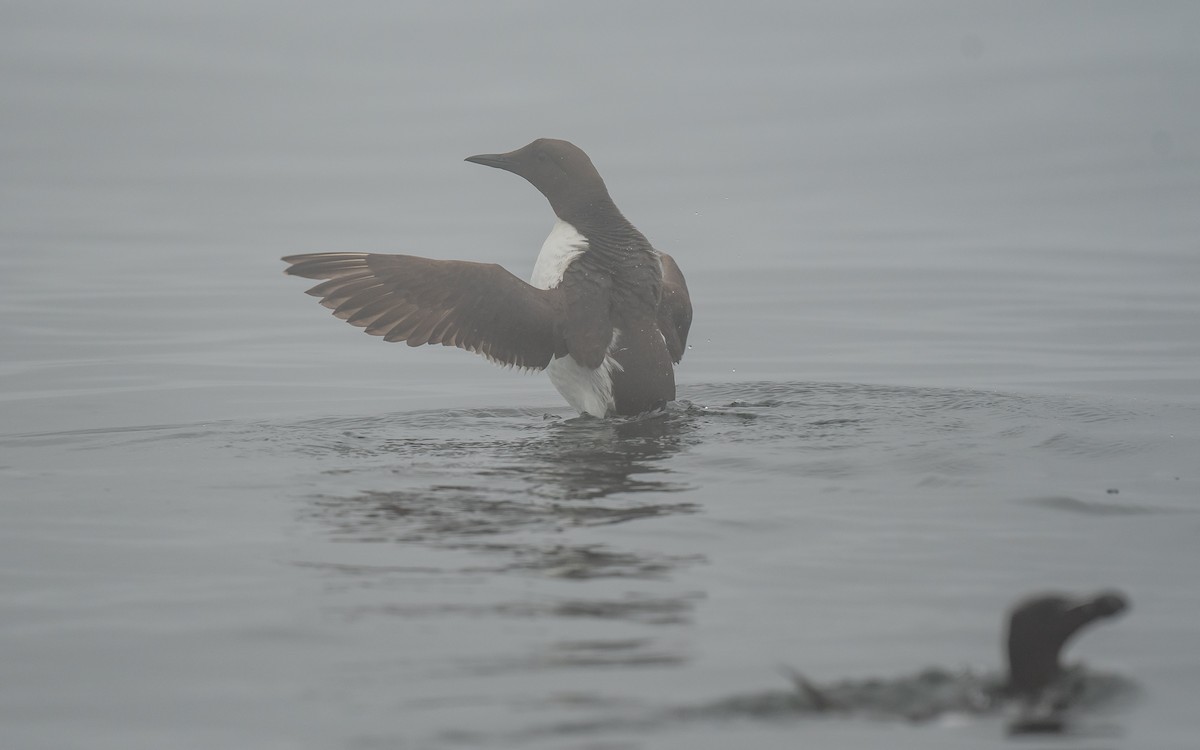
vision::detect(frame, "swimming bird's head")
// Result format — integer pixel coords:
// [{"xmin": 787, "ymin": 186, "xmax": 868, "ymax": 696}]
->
[{"xmin": 1005, "ymin": 589, "xmax": 1130, "ymax": 701}]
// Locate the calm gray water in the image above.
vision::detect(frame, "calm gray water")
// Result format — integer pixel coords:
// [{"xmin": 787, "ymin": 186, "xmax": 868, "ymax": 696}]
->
[{"xmin": 3, "ymin": 3, "xmax": 1199, "ymax": 748}]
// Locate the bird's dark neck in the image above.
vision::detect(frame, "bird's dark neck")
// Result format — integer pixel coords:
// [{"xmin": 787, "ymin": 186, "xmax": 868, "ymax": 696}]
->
[
  {"xmin": 554, "ymin": 193, "xmax": 619, "ymax": 231},
  {"xmin": 555, "ymin": 195, "xmax": 647, "ymax": 251}
]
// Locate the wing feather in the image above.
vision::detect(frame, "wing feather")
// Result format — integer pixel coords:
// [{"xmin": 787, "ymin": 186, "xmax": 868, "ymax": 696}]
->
[
  {"xmin": 657, "ymin": 252, "xmax": 692, "ymax": 364},
  {"xmin": 283, "ymin": 252, "xmax": 568, "ymax": 370}
]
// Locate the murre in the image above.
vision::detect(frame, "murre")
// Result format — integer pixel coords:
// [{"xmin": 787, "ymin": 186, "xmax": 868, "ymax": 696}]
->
[{"xmin": 283, "ymin": 138, "xmax": 692, "ymax": 417}]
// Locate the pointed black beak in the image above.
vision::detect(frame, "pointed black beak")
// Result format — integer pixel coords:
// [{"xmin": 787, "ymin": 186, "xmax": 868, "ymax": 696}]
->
[{"xmin": 464, "ymin": 152, "xmax": 516, "ymax": 171}]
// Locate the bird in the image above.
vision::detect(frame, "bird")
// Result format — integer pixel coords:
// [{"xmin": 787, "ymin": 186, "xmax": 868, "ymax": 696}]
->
[
  {"xmin": 778, "ymin": 588, "xmax": 1132, "ymax": 734},
  {"xmin": 283, "ymin": 138, "xmax": 691, "ymax": 418},
  {"xmin": 1005, "ymin": 589, "xmax": 1130, "ymax": 702}
]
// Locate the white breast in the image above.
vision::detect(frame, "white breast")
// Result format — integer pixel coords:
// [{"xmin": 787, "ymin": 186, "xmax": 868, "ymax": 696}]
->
[{"xmin": 530, "ymin": 219, "xmax": 587, "ymax": 290}]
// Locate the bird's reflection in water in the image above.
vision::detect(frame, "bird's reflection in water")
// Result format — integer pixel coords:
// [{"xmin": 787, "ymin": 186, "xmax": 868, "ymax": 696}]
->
[{"xmin": 301, "ymin": 403, "xmax": 705, "ymax": 585}]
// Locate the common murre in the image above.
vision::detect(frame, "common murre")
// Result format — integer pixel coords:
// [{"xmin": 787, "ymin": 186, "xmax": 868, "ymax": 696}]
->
[
  {"xmin": 1005, "ymin": 590, "xmax": 1130, "ymax": 702},
  {"xmin": 283, "ymin": 138, "xmax": 692, "ymax": 417},
  {"xmin": 777, "ymin": 589, "xmax": 1132, "ymax": 734}
]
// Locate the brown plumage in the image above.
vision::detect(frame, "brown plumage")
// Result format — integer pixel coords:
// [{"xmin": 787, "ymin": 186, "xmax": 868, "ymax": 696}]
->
[
  {"xmin": 283, "ymin": 252, "xmax": 568, "ymax": 370},
  {"xmin": 284, "ymin": 139, "xmax": 692, "ymax": 416}
]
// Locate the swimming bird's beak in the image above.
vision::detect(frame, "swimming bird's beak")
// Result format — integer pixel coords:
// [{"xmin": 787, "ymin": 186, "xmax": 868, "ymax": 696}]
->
[{"xmin": 465, "ymin": 152, "xmax": 517, "ymax": 172}]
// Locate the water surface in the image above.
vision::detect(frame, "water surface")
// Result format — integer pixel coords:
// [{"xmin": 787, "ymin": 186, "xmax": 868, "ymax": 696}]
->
[{"xmin": 3, "ymin": 3, "xmax": 1199, "ymax": 748}]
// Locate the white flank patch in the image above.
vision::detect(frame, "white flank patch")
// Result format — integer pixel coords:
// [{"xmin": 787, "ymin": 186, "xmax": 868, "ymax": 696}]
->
[
  {"xmin": 530, "ymin": 219, "xmax": 620, "ymax": 416},
  {"xmin": 547, "ymin": 330, "xmax": 624, "ymax": 418},
  {"xmin": 530, "ymin": 219, "xmax": 587, "ymax": 290}
]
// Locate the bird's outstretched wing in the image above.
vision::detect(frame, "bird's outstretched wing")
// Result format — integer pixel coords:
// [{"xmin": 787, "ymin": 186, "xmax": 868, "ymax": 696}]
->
[
  {"xmin": 658, "ymin": 252, "xmax": 692, "ymax": 363},
  {"xmin": 283, "ymin": 252, "xmax": 568, "ymax": 370}
]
